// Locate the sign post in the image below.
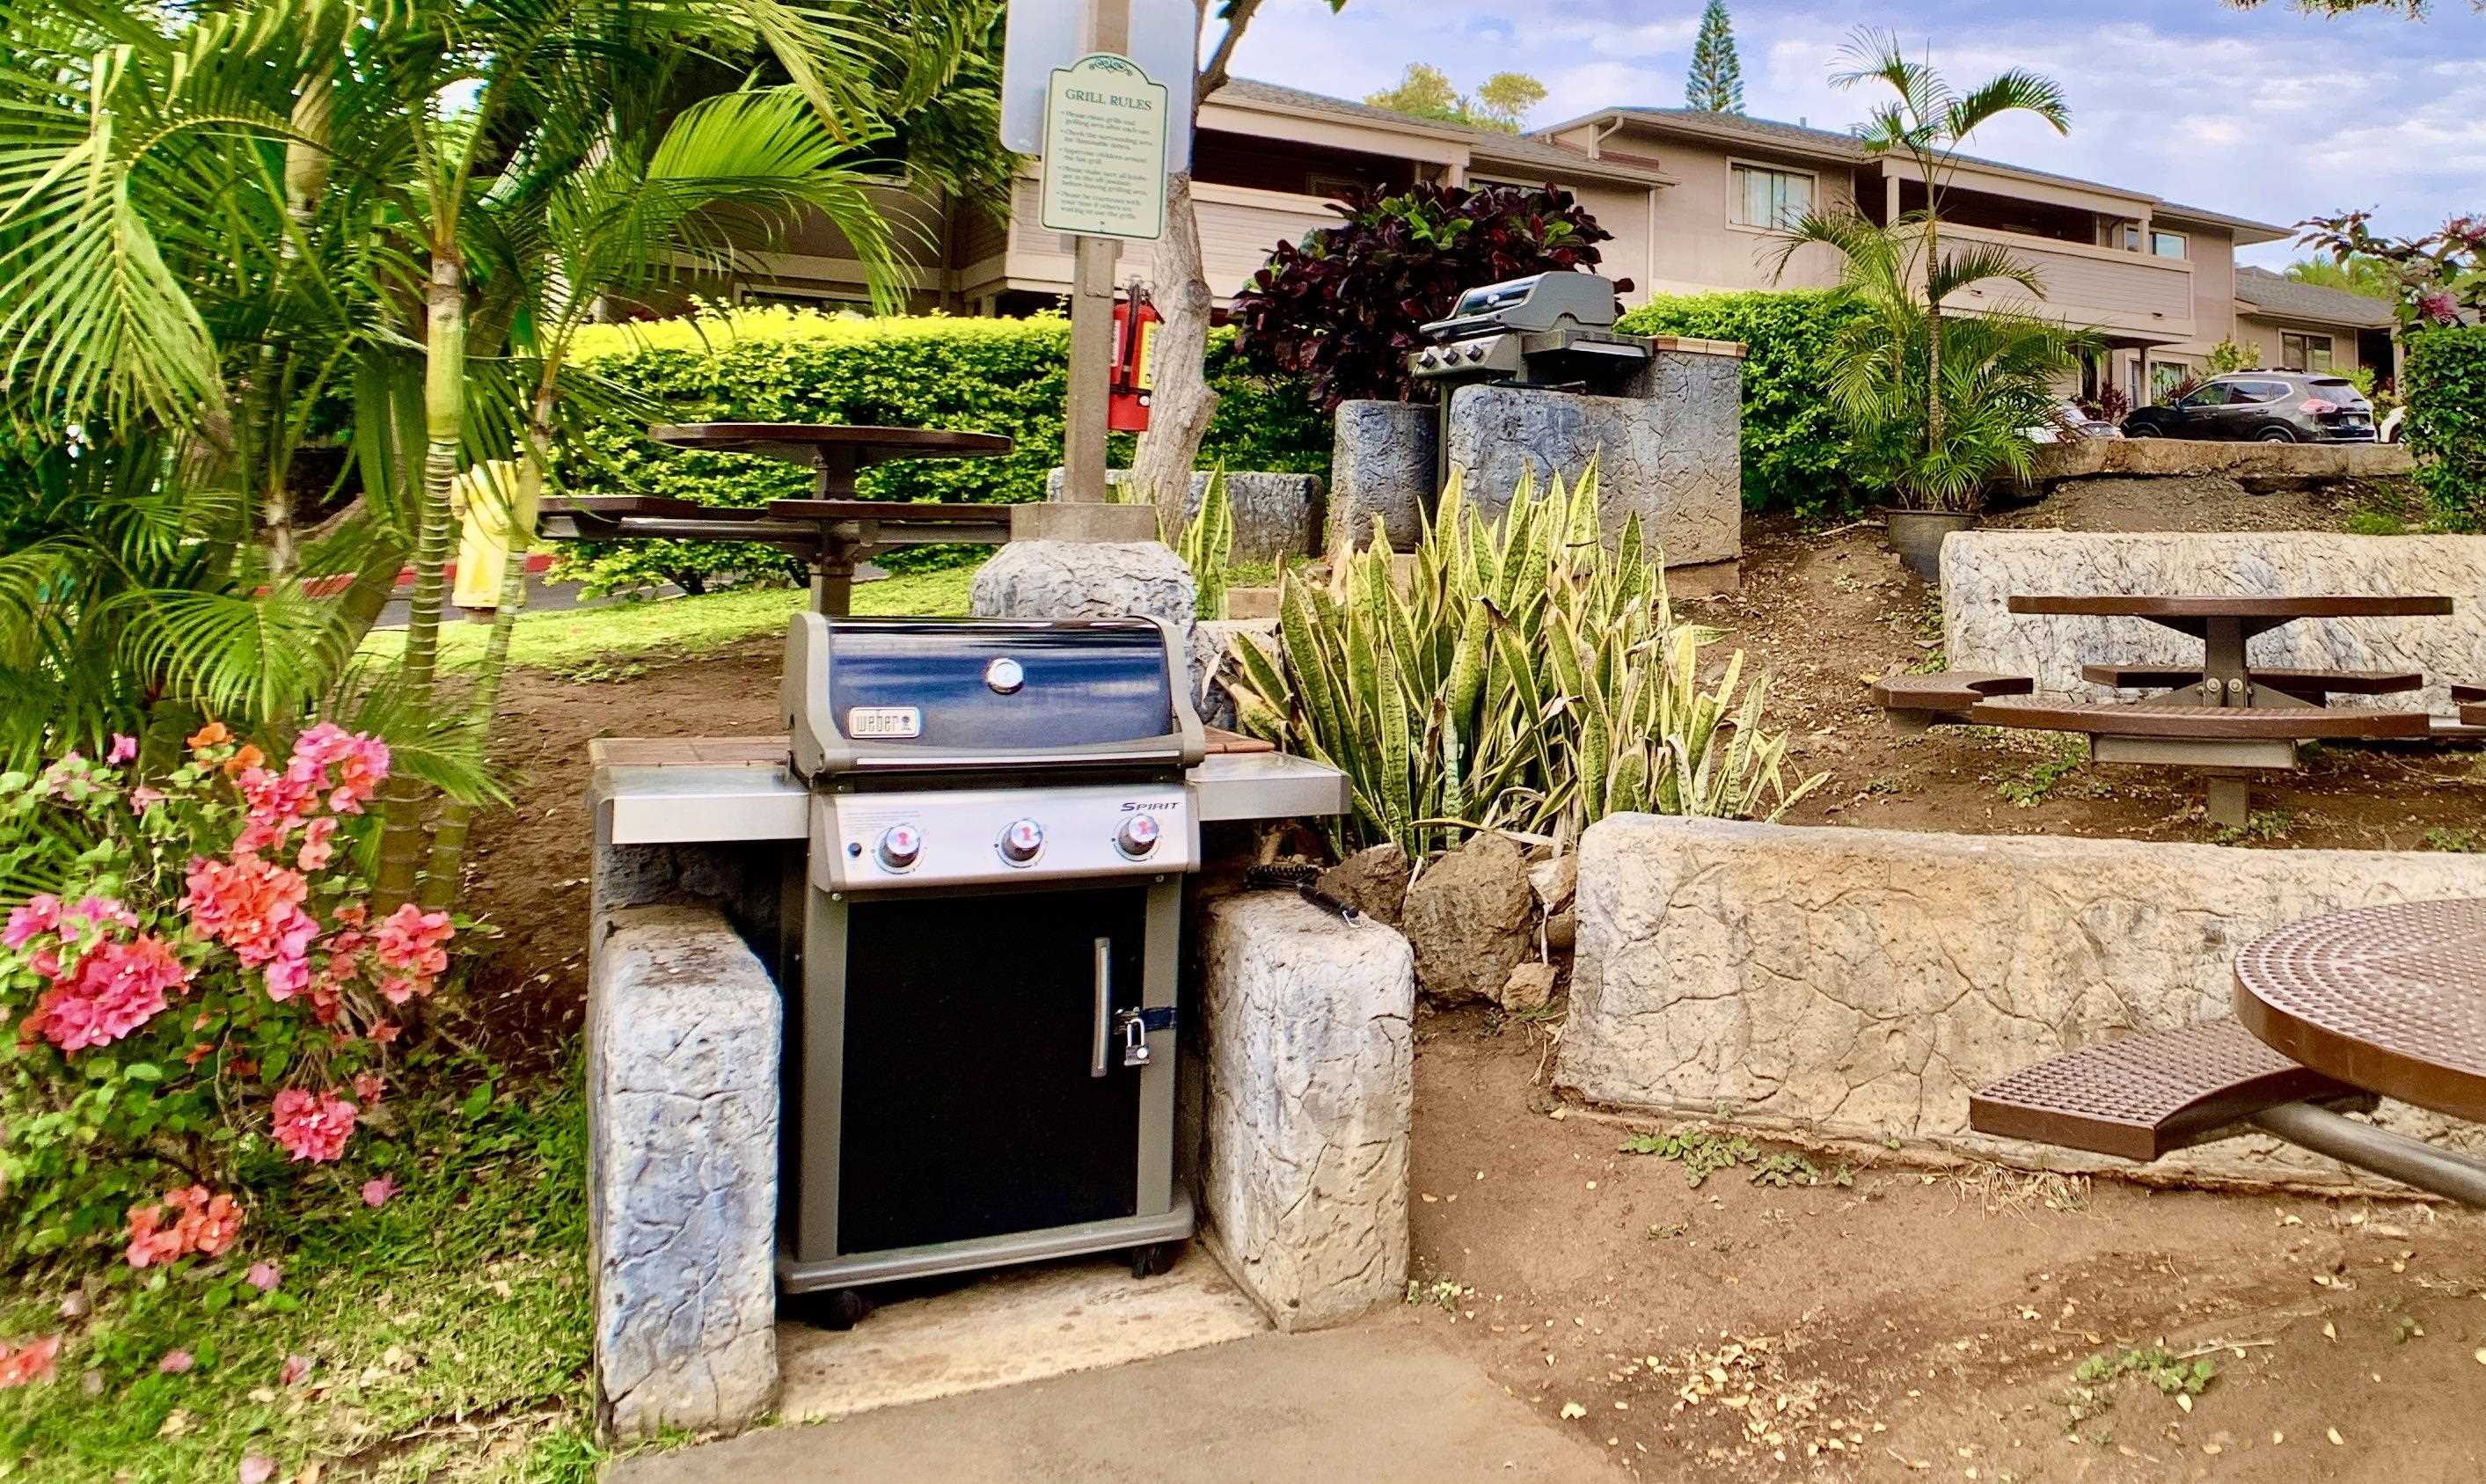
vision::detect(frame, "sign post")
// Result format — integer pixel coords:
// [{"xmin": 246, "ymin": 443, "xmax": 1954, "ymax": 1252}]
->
[{"xmin": 1002, "ymin": 0, "xmax": 1190, "ymax": 508}]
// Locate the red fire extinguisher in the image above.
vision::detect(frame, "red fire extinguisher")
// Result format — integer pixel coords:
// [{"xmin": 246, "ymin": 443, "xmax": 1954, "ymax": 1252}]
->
[{"xmin": 1108, "ymin": 285, "xmax": 1161, "ymax": 433}]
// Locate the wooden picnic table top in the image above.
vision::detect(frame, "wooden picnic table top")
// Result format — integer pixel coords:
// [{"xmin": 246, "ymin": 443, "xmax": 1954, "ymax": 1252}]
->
[
  {"xmin": 2009, "ymin": 594, "xmax": 2453, "ymax": 621},
  {"xmin": 651, "ymin": 422, "xmax": 1013, "ymax": 467},
  {"xmin": 1969, "ymin": 696, "xmax": 2434, "ymax": 741},
  {"xmin": 2234, "ymin": 898, "xmax": 2486, "ymax": 1124}
]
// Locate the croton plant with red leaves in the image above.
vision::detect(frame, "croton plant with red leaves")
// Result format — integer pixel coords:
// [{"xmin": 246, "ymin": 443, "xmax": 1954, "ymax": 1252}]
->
[{"xmin": 1232, "ymin": 180, "xmax": 1629, "ymax": 411}]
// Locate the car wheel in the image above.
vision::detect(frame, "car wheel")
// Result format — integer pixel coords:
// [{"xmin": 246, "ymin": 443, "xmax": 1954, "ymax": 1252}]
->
[
  {"xmin": 2255, "ymin": 427, "xmax": 2298, "ymax": 443},
  {"xmin": 2124, "ymin": 424, "xmax": 2161, "ymax": 438}
]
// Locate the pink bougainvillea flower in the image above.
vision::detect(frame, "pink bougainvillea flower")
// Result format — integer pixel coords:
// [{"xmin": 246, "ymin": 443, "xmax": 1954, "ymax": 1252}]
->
[
  {"xmin": 270, "ymin": 1088, "xmax": 356, "ymax": 1163},
  {"xmin": 3, "ymin": 895, "xmax": 60, "ymax": 949},
  {"xmin": 245, "ymin": 1261, "xmax": 282, "ymax": 1293},
  {"xmin": 131, "ymin": 786, "xmax": 166, "ymax": 814},
  {"xmin": 25, "ymin": 934, "xmax": 189, "ymax": 1053},
  {"xmin": 360, "ymin": 1175, "xmax": 398, "ymax": 1209},
  {"xmin": 352, "ymin": 1072, "xmax": 384, "ymax": 1106},
  {"xmin": 369, "ymin": 904, "xmax": 455, "ymax": 1003},
  {"xmin": 187, "ymin": 720, "xmax": 230, "ymax": 752},
  {"xmin": 238, "ymin": 1455, "xmax": 276, "ymax": 1484},
  {"xmin": 106, "ymin": 734, "xmax": 137, "ymax": 765},
  {"xmin": 125, "ymin": 1185, "xmax": 244, "ymax": 1268},
  {"xmin": 157, "ymin": 1348, "xmax": 194, "ymax": 1375},
  {"xmin": 366, "ymin": 1020, "xmax": 400, "ymax": 1044},
  {"xmin": 295, "ymin": 815, "xmax": 338, "ymax": 873},
  {"xmin": 57, "ymin": 1292, "xmax": 88, "ymax": 1320},
  {"xmin": 279, "ymin": 1354, "xmax": 312, "ymax": 1387},
  {"xmin": 182, "ymin": 853, "xmax": 316, "ymax": 999},
  {"xmin": 0, "ymin": 1335, "xmax": 61, "ymax": 1389}
]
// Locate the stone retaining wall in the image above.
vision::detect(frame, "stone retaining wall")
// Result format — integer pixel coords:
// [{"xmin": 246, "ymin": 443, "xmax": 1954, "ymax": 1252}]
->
[
  {"xmin": 1559, "ymin": 816, "xmax": 2486, "ymax": 1189},
  {"xmin": 1944, "ymin": 530, "xmax": 2486, "ymax": 715},
  {"xmin": 2029, "ymin": 439, "xmax": 2413, "ymax": 490},
  {"xmin": 1044, "ymin": 469, "xmax": 1325, "ymax": 561}
]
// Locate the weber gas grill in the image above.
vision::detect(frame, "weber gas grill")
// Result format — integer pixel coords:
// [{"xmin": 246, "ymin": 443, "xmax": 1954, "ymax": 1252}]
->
[
  {"xmin": 773, "ymin": 611, "xmax": 1205, "ymax": 1310},
  {"xmin": 1407, "ymin": 271, "xmax": 1649, "ymax": 391}
]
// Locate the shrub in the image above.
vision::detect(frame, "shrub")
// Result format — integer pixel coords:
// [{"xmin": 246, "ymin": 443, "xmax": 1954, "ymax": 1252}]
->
[
  {"xmin": 0, "ymin": 725, "xmax": 451, "ymax": 1264},
  {"xmin": 553, "ymin": 306, "xmax": 1328, "ymax": 595},
  {"xmin": 2403, "ymin": 325, "xmax": 2486, "ymax": 530},
  {"xmin": 1617, "ymin": 291, "xmax": 1872, "ymax": 518},
  {"xmin": 1231, "ymin": 181, "xmax": 1628, "ymax": 410},
  {"xmin": 1225, "ymin": 459, "xmax": 1824, "ymax": 858}
]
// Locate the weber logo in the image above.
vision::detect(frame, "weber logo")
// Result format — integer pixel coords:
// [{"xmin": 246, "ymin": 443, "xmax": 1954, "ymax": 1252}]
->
[{"xmin": 846, "ymin": 706, "xmax": 922, "ymax": 739}]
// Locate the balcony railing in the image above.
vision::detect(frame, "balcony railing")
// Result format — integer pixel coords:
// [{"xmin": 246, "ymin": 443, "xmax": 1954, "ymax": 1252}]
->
[
  {"xmin": 1938, "ymin": 224, "xmax": 2196, "ymax": 341},
  {"xmin": 978, "ymin": 175, "xmax": 1342, "ymax": 300}
]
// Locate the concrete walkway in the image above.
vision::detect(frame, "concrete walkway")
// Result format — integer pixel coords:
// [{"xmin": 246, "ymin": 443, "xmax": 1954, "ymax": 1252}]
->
[{"xmin": 612, "ymin": 1325, "xmax": 1621, "ymax": 1484}]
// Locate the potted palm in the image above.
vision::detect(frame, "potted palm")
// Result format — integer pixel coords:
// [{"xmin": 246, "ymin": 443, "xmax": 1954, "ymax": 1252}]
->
[{"xmin": 1769, "ymin": 31, "xmax": 2092, "ymax": 581}]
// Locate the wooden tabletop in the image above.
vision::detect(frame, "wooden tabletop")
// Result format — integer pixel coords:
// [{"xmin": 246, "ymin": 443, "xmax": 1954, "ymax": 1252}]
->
[
  {"xmin": 2010, "ymin": 595, "xmax": 2454, "ymax": 620},
  {"xmin": 2234, "ymin": 898, "xmax": 2486, "ymax": 1123},
  {"xmin": 764, "ymin": 499, "xmax": 1011, "ymax": 525},
  {"xmin": 652, "ymin": 423, "xmax": 1013, "ymax": 465}
]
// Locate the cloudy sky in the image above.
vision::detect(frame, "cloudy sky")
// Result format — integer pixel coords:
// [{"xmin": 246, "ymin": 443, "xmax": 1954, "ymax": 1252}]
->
[{"xmin": 1225, "ymin": 0, "xmax": 2486, "ymax": 268}]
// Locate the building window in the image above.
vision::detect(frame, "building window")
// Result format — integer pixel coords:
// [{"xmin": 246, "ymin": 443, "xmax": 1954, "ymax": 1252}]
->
[
  {"xmin": 2150, "ymin": 230, "xmax": 2186, "ymax": 260},
  {"xmin": 1730, "ymin": 164, "xmax": 1814, "ymax": 229},
  {"xmin": 1305, "ymin": 172, "xmax": 1362, "ymax": 201},
  {"xmin": 2149, "ymin": 361, "xmax": 2194, "ymax": 404},
  {"xmin": 2281, "ymin": 332, "xmax": 2335, "ymax": 371}
]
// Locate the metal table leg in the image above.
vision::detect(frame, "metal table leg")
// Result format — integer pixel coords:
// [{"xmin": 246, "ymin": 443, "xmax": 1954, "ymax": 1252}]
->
[
  {"xmin": 2249, "ymin": 1101, "xmax": 2486, "ymax": 1206},
  {"xmin": 808, "ymin": 450, "xmax": 865, "ymax": 617}
]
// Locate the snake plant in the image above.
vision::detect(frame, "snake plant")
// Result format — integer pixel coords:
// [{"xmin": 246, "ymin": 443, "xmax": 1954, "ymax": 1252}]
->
[{"xmin": 1225, "ymin": 457, "xmax": 1824, "ymax": 856}]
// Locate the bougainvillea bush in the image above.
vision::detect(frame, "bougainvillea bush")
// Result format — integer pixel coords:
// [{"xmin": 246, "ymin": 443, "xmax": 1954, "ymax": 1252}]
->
[{"xmin": 0, "ymin": 723, "xmax": 453, "ymax": 1283}]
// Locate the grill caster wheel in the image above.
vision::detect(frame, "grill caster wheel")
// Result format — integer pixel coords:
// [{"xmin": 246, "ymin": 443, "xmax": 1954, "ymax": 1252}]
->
[
  {"xmin": 1129, "ymin": 1242, "xmax": 1181, "ymax": 1279},
  {"xmin": 819, "ymin": 1289, "xmax": 874, "ymax": 1331}
]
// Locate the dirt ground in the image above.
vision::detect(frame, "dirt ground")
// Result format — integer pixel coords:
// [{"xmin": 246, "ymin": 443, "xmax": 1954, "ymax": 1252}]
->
[
  {"xmin": 1404, "ymin": 1014, "xmax": 2486, "ymax": 1483},
  {"xmin": 449, "ymin": 486, "xmax": 2486, "ymax": 1479}
]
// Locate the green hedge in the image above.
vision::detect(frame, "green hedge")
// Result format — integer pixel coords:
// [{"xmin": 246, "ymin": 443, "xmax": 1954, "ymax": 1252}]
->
[
  {"xmin": 2404, "ymin": 325, "xmax": 2486, "ymax": 531},
  {"xmin": 1616, "ymin": 290, "xmax": 1868, "ymax": 518},
  {"xmin": 556, "ymin": 306, "xmax": 1328, "ymax": 593}
]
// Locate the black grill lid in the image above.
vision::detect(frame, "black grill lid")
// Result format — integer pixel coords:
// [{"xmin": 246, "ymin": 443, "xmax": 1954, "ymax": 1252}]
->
[{"xmin": 783, "ymin": 615, "xmax": 1204, "ymax": 779}]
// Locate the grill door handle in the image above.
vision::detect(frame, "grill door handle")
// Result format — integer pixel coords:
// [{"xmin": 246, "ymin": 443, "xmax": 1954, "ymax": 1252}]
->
[{"xmin": 1090, "ymin": 937, "xmax": 1113, "ymax": 1078}]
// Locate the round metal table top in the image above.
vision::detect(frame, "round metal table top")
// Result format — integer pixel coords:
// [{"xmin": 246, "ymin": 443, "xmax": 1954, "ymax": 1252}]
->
[
  {"xmin": 2009, "ymin": 594, "xmax": 2453, "ymax": 620},
  {"xmin": 2234, "ymin": 898, "xmax": 2486, "ymax": 1123},
  {"xmin": 651, "ymin": 422, "xmax": 1013, "ymax": 465}
]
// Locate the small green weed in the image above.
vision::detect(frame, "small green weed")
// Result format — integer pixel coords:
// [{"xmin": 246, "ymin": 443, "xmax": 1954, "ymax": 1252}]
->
[
  {"xmin": 2212, "ymin": 808, "xmax": 2295, "ymax": 845},
  {"xmin": 1618, "ymin": 1130, "xmax": 1851, "ymax": 1189},
  {"xmin": 2422, "ymin": 827, "xmax": 2482, "ymax": 852},
  {"xmin": 1406, "ymin": 1278, "xmax": 1472, "ymax": 1311},
  {"xmin": 1998, "ymin": 738, "xmax": 2088, "ymax": 808},
  {"xmin": 2340, "ymin": 508, "xmax": 2409, "ymax": 537},
  {"xmin": 2073, "ymin": 1346, "xmax": 2217, "ymax": 1397}
]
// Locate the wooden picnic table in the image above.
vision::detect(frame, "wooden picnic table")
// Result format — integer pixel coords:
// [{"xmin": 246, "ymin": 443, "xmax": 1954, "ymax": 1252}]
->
[
  {"xmin": 538, "ymin": 424, "xmax": 1015, "ymax": 615},
  {"xmin": 1883, "ymin": 593, "xmax": 2453, "ymax": 826}
]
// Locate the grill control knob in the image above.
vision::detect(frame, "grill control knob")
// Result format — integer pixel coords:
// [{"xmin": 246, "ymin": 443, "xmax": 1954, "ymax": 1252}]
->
[
  {"xmin": 874, "ymin": 823, "xmax": 922, "ymax": 872},
  {"xmin": 1115, "ymin": 813, "xmax": 1162, "ymax": 859},
  {"xmin": 1416, "ymin": 350, "xmax": 1438, "ymax": 368},
  {"xmin": 998, "ymin": 817, "xmax": 1045, "ymax": 866},
  {"xmin": 1465, "ymin": 344, "xmax": 1488, "ymax": 362}
]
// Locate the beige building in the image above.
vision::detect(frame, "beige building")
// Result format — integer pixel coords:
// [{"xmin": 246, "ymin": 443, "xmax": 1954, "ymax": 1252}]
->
[{"xmin": 734, "ymin": 78, "xmax": 2399, "ymax": 399}]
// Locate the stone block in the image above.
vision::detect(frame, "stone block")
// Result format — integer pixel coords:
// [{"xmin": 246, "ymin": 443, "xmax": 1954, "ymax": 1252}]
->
[
  {"xmin": 1044, "ymin": 469, "xmax": 1326, "ymax": 561},
  {"xmin": 1399, "ymin": 830, "xmax": 1535, "ymax": 1004},
  {"xmin": 1943, "ymin": 531, "xmax": 2486, "ymax": 715},
  {"xmin": 1328, "ymin": 400, "xmax": 1437, "ymax": 552},
  {"xmin": 1560, "ymin": 816, "xmax": 2486, "ymax": 1190},
  {"xmin": 589, "ymin": 906, "xmax": 782, "ymax": 1440},
  {"xmin": 971, "ymin": 538, "xmax": 1199, "ymax": 699},
  {"xmin": 1195, "ymin": 893, "xmax": 1415, "ymax": 1330},
  {"xmin": 1007, "ymin": 501, "xmax": 1159, "ymax": 543},
  {"xmin": 1190, "ymin": 617, "xmax": 1276, "ymax": 731},
  {"xmin": 1444, "ymin": 351, "xmax": 1741, "ymax": 568}
]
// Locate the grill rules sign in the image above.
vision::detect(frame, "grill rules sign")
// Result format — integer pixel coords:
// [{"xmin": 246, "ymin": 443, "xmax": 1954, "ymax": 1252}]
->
[{"xmin": 1039, "ymin": 55, "xmax": 1169, "ymax": 242}]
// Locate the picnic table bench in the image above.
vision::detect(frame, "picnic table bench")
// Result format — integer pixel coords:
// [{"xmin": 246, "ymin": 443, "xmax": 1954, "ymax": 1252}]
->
[
  {"xmin": 1971, "ymin": 899, "xmax": 2486, "ymax": 1204},
  {"xmin": 2460, "ymin": 683, "xmax": 2486, "ymax": 728},
  {"xmin": 1879, "ymin": 594, "xmax": 2452, "ymax": 826}
]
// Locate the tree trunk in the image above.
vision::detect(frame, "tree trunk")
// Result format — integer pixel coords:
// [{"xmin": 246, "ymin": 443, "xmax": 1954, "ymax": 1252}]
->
[
  {"xmin": 415, "ymin": 392, "xmax": 547, "ymax": 911},
  {"xmin": 1128, "ymin": 171, "xmax": 1218, "ymax": 530},
  {"xmin": 262, "ymin": 81, "xmax": 335, "ymax": 579},
  {"xmin": 373, "ymin": 251, "xmax": 466, "ymax": 911}
]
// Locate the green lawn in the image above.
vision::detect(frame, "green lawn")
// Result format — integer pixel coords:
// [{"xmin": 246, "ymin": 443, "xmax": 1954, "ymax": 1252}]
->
[
  {"xmin": 0, "ymin": 1060, "xmax": 615, "ymax": 1482},
  {"xmin": 358, "ymin": 565, "xmax": 979, "ymax": 672}
]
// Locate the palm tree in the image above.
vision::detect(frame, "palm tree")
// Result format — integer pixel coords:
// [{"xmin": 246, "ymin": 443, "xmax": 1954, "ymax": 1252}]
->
[{"xmin": 1770, "ymin": 31, "xmax": 2074, "ymax": 507}]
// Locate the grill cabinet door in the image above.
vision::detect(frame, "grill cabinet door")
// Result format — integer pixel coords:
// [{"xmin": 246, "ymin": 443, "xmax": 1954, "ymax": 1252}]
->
[{"xmin": 835, "ymin": 885, "xmax": 1147, "ymax": 1254}]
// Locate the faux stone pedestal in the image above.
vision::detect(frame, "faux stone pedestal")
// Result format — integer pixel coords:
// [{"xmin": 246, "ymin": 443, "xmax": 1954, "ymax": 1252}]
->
[
  {"xmin": 1327, "ymin": 400, "xmax": 1437, "ymax": 552},
  {"xmin": 1045, "ymin": 469, "xmax": 1325, "ymax": 561},
  {"xmin": 1193, "ymin": 893, "xmax": 1415, "ymax": 1330},
  {"xmin": 589, "ymin": 905, "xmax": 782, "ymax": 1439},
  {"xmin": 1445, "ymin": 340, "xmax": 1744, "ymax": 571}
]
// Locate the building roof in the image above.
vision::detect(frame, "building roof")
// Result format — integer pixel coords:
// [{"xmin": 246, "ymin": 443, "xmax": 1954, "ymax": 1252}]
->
[
  {"xmin": 1213, "ymin": 78, "xmax": 1670, "ymax": 184},
  {"xmin": 2233, "ymin": 266, "xmax": 2397, "ymax": 329}
]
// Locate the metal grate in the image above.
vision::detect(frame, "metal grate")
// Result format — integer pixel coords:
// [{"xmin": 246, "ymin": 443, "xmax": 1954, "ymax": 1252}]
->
[
  {"xmin": 2234, "ymin": 899, "xmax": 2486, "ymax": 1122},
  {"xmin": 1969, "ymin": 1020, "xmax": 2358, "ymax": 1162}
]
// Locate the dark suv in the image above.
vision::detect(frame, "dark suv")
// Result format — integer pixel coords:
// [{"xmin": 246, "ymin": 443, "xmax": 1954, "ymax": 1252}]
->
[{"xmin": 2121, "ymin": 371, "xmax": 2377, "ymax": 442}]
